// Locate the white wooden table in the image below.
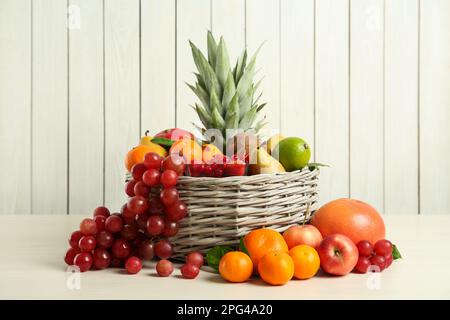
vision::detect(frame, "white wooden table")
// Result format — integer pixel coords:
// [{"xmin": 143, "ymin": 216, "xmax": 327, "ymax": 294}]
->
[{"xmin": 0, "ymin": 214, "xmax": 449, "ymax": 299}]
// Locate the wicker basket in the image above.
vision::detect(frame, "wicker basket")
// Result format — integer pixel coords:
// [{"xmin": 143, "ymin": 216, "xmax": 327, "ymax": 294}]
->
[{"xmin": 168, "ymin": 167, "xmax": 320, "ymax": 259}]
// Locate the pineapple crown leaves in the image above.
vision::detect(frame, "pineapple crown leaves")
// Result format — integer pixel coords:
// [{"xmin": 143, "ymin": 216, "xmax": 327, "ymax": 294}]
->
[{"xmin": 187, "ymin": 31, "xmax": 267, "ymax": 136}]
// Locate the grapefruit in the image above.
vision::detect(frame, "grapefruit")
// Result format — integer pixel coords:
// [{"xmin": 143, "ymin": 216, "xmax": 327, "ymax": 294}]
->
[{"xmin": 311, "ymin": 198, "xmax": 385, "ymax": 245}]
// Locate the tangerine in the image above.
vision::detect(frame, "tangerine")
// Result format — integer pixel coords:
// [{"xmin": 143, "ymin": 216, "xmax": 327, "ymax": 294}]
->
[
  {"xmin": 243, "ymin": 228, "xmax": 288, "ymax": 272},
  {"xmin": 289, "ymin": 245, "xmax": 320, "ymax": 280},
  {"xmin": 219, "ymin": 251, "xmax": 253, "ymax": 283},
  {"xmin": 257, "ymin": 251, "xmax": 294, "ymax": 285},
  {"xmin": 125, "ymin": 144, "xmax": 167, "ymax": 172}
]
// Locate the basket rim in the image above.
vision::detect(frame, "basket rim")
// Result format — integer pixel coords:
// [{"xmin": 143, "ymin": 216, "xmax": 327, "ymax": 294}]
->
[{"xmin": 177, "ymin": 167, "xmax": 319, "ymax": 183}]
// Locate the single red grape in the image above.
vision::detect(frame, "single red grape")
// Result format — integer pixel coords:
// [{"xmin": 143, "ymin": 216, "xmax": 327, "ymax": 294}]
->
[
  {"xmin": 160, "ymin": 187, "xmax": 179, "ymax": 206},
  {"xmin": 73, "ymin": 252, "xmax": 93, "ymax": 272},
  {"xmin": 186, "ymin": 251, "xmax": 204, "ymax": 268},
  {"xmin": 354, "ymin": 256, "xmax": 371, "ymax": 273},
  {"xmin": 93, "ymin": 206, "xmax": 110, "ymax": 218},
  {"xmin": 127, "ymin": 196, "xmax": 149, "ymax": 215},
  {"xmin": 162, "ymin": 155, "xmax": 186, "ymax": 176},
  {"xmin": 161, "ymin": 170, "xmax": 178, "ymax": 188},
  {"xmin": 142, "ymin": 169, "xmax": 161, "ymax": 187},
  {"xmin": 373, "ymin": 239, "xmax": 393, "ymax": 257},
  {"xmin": 154, "ymin": 240, "xmax": 173, "ymax": 259},
  {"xmin": 112, "ymin": 239, "xmax": 131, "ymax": 259},
  {"xmin": 131, "ymin": 163, "xmax": 147, "ymax": 181},
  {"xmin": 134, "ymin": 181, "xmax": 151, "ymax": 197},
  {"xmin": 69, "ymin": 230, "xmax": 83, "ymax": 249},
  {"xmin": 166, "ymin": 200, "xmax": 188, "ymax": 222},
  {"xmin": 121, "ymin": 224, "xmax": 138, "ymax": 241},
  {"xmin": 105, "ymin": 215, "xmax": 123, "ymax": 233},
  {"xmin": 93, "ymin": 248, "xmax": 111, "ymax": 270},
  {"xmin": 369, "ymin": 255, "xmax": 386, "ymax": 272},
  {"xmin": 356, "ymin": 240, "xmax": 373, "ymax": 257},
  {"xmin": 156, "ymin": 260, "xmax": 174, "ymax": 277},
  {"xmin": 144, "ymin": 152, "xmax": 163, "ymax": 170},
  {"xmin": 384, "ymin": 253, "xmax": 393, "ymax": 268},
  {"xmin": 125, "ymin": 256, "xmax": 142, "ymax": 274},
  {"xmin": 80, "ymin": 218, "xmax": 98, "ymax": 236},
  {"xmin": 125, "ymin": 179, "xmax": 137, "ymax": 197},
  {"xmin": 146, "ymin": 215, "xmax": 165, "ymax": 236},
  {"xmin": 78, "ymin": 235, "xmax": 96, "ymax": 252},
  {"xmin": 138, "ymin": 240, "xmax": 154, "ymax": 260},
  {"xmin": 180, "ymin": 263, "xmax": 200, "ymax": 279},
  {"xmin": 161, "ymin": 219, "xmax": 179, "ymax": 237},
  {"xmin": 64, "ymin": 247, "xmax": 80, "ymax": 265},
  {"xmin": 148, "ymin": 197, "xmax": 164, "ymax": 215},
  {"xmin": 96, "ymin": 231, "xmax": 114, "ymax": 249},
  {"xmin": 120, "ymin": 203, "xmax": 136, "ymax": 219},
  {"xmin": 94, "ymin": 215, "xmax": 106, "ymax": 232}
]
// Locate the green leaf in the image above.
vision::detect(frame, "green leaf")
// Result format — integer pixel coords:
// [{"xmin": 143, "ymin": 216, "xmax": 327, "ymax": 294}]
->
[
  {"xmin": 211, "ymin": 105, "xmax": 226, "ymax": 129},
  {"xmin": 222, "ymin": 72, "xmax": 236, "ymax": 111},
  {"xmin": 239, "ymin": 237, "xmax": 249, "ymax": 256},
  {"xmin": 254, "ymin": 117, "xmax": 267, "ymax": 133},
  {"xmin": 151, "ymin": 137, "xmax": 174, "ymax": 148},
  {"xmin": 256, "ymin": 103, "xmax": 266, "ymax": 113},
  {"xmin": 194, "ymin": 103, "xmax": 211, "ymax": 128},
  {"xmin": 186, "ymin": 82, "xmax": 210, "ymax": 111},
  {"xmin": 236, "ymin": 58, "xmax": 256, "ymax": 101},
  {"xmin": 215, "ymin": 37, "xmax": 231, "ymax": 88},
  {"xmin": 234, "ymin": 49, "xmax": 247, "ymax": 84},
  {"xmin": 210, "ymin": 89, "xmax": 223, "ymax": 116},
  {"xmin": 308, "ymin": 162, "xmax": 330, "ymax": 171},
  {"xmin": 194, "ymin": 73, "xmax": 206, "ymax": 91},
  {"xmin": 239, "ymin": 107, "xmax": 257, "ymax": 130},
  {"xmin": 189, "ymin": 40, "xmax": 222, "ymax": 98},
  {"xmin": 392, "ymin": 244, "xmax": 402, "ymax": 260},
  {"xmin": 225, "ymin": 93, "xmax": 239, "ymax": 122},
  {"xmin": 239, "ymin": 85, "xmax": 254, "ymax": 119},
  {"xmin": 206, "ymin": 246, "xmax": 233, "ymax": 272},
  {"xmin": 235, "ymin": 43, "xmax": 263, "ymax": 99},
  {"xmin": 207, "ymin": 31, "xmax": 217, "ymax": 67}
]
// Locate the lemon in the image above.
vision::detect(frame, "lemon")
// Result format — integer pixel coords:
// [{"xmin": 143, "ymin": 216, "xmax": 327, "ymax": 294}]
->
[{"xmin": 274, "ymin": 137, "xmax": 311, "ymax": 171}]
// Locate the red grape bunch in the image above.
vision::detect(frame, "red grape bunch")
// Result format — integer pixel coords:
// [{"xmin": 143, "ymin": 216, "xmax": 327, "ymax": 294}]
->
[
  {"xmin": 64, "ymin": 152, "xmax": 198, "ymax": 277},
  {"xmin": 354, "ymin": 239, "xmax": 394, "ymax": 273}
]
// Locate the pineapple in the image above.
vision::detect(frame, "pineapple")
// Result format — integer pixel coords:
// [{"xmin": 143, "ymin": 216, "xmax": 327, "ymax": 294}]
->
[{"xmin": 187, "ymin": 31, "xmax": 266, "ymax": 149}]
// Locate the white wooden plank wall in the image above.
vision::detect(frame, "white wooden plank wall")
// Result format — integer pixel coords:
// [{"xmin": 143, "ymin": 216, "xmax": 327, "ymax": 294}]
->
[{"xmin": 0, "ymin": 0, "xmax": 449, "ymax": 215}]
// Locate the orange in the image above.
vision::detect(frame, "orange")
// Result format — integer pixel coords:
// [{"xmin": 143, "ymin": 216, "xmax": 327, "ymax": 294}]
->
[
  {"xmin": 219, "ymin": 251, "xmax": 253, "ymax": 283},
  {"xmin": 170, "ymin": 138, "xmax": 203, "ymax": 163},
  {"xmin": 258, "ymin": 251, "xmax": 294, "ymax": 285},
  {"xmin": 311, "ymin": 198, "xmax": 385, "ymax": 245},
  {"xmin": 289, "ymin": 245, "xmax": 320, "ymax": 280},
  {"xmin": 243, "ymin": 229, "xmax": 288, "ymax": 272},
  {"xmin": 125, "ymin": 144, "xmax": 167, "ymax": 172}
]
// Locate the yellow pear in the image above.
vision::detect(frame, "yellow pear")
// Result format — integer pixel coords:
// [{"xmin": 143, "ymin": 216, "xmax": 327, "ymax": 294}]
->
[
  {"xmin": 140, "ymin": 130, "xmax": 153, "ymax": 146},
  {"xmin": 248, "ymin": 148, "xmax": 286, "ymax": 175},
  {"xmin": 262, "ymin": 134, "xmax": 285, "ymax": 155}
]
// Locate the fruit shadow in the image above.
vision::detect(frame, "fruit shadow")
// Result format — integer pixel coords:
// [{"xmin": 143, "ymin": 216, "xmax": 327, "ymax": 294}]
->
[
  {"xmin": 312, "ymin": 269, "xmax": 336, "ymax": 278},
  {"xmin": 203, "ymin": 273, "xmax": 268, "ymax": 286}
]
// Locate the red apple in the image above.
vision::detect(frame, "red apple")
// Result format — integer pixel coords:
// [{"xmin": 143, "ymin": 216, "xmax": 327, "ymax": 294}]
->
[
  {"xmin": 318, "ymin": 234, "xmax": 358, "ymax": 276},
  {"xmin": 154, "ymin": 128, "xmax": 194, "ymax": 141},
  {"xmin": 283, "ymin": 224, "xmax": 323, "ymax": 249}
]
